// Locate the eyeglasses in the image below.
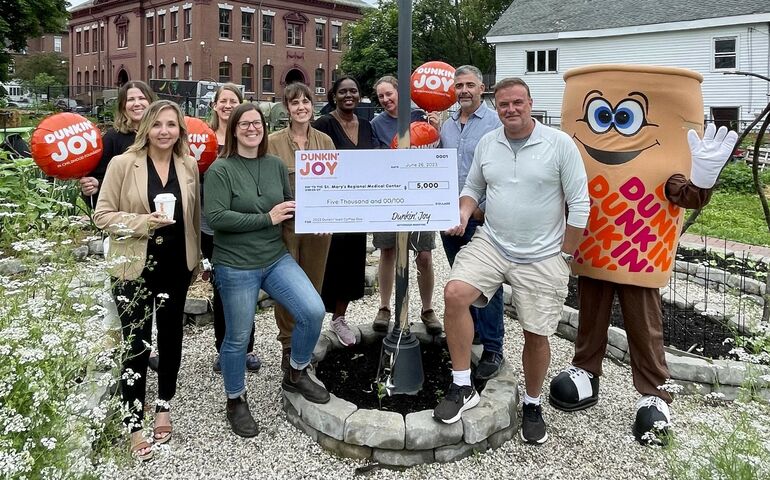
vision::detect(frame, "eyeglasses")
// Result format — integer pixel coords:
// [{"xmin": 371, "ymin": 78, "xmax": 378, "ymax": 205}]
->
[{"xmin": 237, "ymin": 120, "xmax": 263, "ymax": 130}]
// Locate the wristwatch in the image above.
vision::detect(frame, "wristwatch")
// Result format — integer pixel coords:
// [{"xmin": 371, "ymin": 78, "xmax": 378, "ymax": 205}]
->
[{"xmin": 560, "ymin": 251, "xmax": 574, "ymax": 264}]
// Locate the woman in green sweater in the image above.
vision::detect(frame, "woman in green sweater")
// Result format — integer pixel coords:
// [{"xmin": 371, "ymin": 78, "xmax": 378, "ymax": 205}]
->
[{"xmin": 204, "ymin": 103, "xmax": 329, "ymax": 438}]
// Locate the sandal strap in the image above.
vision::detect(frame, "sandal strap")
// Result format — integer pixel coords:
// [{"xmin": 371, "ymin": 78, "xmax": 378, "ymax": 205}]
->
[
  {"xmin": 154, "ymin": 425, "xmax": 172, "ymax": 434},
  {"xmin": 131, "ymin": 440, "xmax": 152, "ymax": 451}
]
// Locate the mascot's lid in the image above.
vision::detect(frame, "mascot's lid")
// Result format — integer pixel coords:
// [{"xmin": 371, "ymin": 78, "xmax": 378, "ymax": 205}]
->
[{"xmin": 563, "ymin": 64, "xmax": 703, "ymax": 83}]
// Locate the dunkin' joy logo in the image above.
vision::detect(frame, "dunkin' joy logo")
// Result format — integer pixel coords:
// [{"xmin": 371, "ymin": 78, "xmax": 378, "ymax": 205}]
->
[
  {"xmin": 298, "ymin": 152, "xmax": 339, "ymax": 176},
  {"xmin": 43, "ymin": 121, "xmax": 99, "ymax": 163},
  {"xmin": 31, "ymin": 112, "xmax": 103, "ymax": 179},
  {"xmin": 410, "ymin": 61, "xmax": 457, "ymax": 112}
]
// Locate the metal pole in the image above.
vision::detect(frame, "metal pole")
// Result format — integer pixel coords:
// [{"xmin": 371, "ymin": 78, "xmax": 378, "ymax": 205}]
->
[{"xmin": 393, "ymin": 0, "xmax": 412, "ymax": 333}]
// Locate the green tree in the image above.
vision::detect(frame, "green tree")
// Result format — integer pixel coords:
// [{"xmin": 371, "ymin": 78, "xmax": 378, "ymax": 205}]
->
[
  {"xmin": 14, "ymin": 52, "xmax": 68, "ymax": 86},
  {"xmin": 341, "ymin": 0, "xmax": 511, "ymax": 97},
  {"xmin": 0, "ymin": 0, "xmax": 69, "ymax": 82}
]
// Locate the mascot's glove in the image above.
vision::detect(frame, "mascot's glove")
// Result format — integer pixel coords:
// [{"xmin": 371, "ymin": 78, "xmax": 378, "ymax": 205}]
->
[{"xmin": 688, "ymin": 123, "xmax": 739, "ymax": 189}]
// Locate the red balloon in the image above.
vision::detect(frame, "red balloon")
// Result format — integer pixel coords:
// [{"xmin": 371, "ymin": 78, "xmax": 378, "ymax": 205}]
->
[
  {"xmin": 185, "ymin": 116, "xmax": 218, "ymax": 174},
  {"xmin": 390, "ymin": 121, "xmax": 440, "ymax": 149},
  {"xmin": 31, "ymin": 113, "xmax": 103, "ymax": 179},
  {"xmin": 410, "ymin": 61, "xmax": 457, "ymax": 112}
]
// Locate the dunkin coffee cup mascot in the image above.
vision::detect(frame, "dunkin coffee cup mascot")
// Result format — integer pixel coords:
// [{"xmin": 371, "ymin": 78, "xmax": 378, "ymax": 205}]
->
[{"xmin": 548, "ymin": 65, "xmax": 738, "ymax": 444}]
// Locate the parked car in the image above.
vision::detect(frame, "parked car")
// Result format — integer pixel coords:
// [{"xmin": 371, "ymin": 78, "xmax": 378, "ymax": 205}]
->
[{"xmin": 54, "ymin": 98, "xmax": 90, "ymax": 114}]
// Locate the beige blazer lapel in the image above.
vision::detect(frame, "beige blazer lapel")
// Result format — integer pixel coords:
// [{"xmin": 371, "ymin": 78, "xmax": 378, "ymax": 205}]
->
[
  {"xmin": 132, "ymin": 152, "xmax": 151, "ymax": 213},
  {"xmin": 175, "ymin": 154, "xmax": 190, "ymax": 223}
]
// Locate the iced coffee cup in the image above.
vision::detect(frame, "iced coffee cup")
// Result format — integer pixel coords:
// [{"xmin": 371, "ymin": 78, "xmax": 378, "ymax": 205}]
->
[{"xmin": 153, "ymin": 193, "xmax": 176, "ymax": 220}]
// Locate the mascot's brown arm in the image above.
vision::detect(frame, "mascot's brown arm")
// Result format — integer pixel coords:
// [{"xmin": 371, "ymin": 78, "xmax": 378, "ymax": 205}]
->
[{"xmin": 665, "ymin": 174, "xmax": 713, "ymax": 210}]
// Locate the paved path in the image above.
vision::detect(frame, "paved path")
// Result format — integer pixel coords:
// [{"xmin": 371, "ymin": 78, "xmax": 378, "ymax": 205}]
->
[{"xmin": 680, "ymin": 232, "xmax": 770, "ymax": 258}]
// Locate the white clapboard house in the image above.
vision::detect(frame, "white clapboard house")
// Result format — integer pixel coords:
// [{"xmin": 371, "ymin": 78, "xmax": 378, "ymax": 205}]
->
[{"xmin": 486, "ymin": 0, "xmax": 770, "ymax": 129}]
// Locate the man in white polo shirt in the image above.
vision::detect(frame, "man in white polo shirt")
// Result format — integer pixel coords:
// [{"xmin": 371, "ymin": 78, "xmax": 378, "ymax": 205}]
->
[{"xmin": 432, "ymin": 77, "xmax": 590, "ymax": 445}]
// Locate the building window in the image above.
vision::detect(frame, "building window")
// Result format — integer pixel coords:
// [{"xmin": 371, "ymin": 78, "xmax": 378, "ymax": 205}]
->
[
  {"xmin": 331, "ymin": 25, "xmax": 341, "ymax": 51},
  {"xmin": 242, "ymin": 12, "xmax": 253, "ymax": 41},
  {"xmin": 315, "ymin": 68, "xmax": 324, "ymax": 89},
  {"xmin": 147, "ymin": 16, "xmax": 154, "ymax": 45},
  {"xmin": 184, "ymin": 7, "xmax": 192, "ymax": 39},
  {"xmin": 101, "ymin": 69, "xmax": 105, "ymax": 86},
  {"xmin": 219, "ymin": 9, "xmax": 231, "ymax": 39},
  {"xmin": 159, "ymin": 64, "xmax": 166, "ymax": 79},
  {"xmin": 184, "ymin": 61, "xmax": 192, "ymax": 80},
  {"xmin": 93, "ymin": 69, "xmax": 98, "ymax": 86},
  {"xmin": 526, "ymin": 49, "xmax": 557, "ymax": 73},
  {"xmin": 92, "ymin": 29, "xmax": 98, "ymax": 52},
  {"xmin": 171, "ymin": 63, "xmax": 179, "ymax": 79},
  {"xmin": 332, "ymin": 69, "xmax": 340, "ymax": 83},
  {"xmin": 84, "ymin": 70, "xmax": 90, "ymax": 86},
  {"xmin": 76, "ymin": 31, "xmax": 82, "ymax": 54},
  {"xmin": 262, "ymin": 64, "xmax": 274, "ymax": 92},
  {"xmin": 262, "ymin": 15, "xmax": 273, "ymax": 43},
  {"xmin": 315, "ymin": 23, "xmax": 325, "ymax": 49},
  {"xmin": 287, "ymin": 22, "xmax": 302, "ymax": 46},
  {"xmin": 714, "ymin": 37, "xmax": 737, "ymax": 70},
  {"xmin": 170, "ymin": 11, "xmax": 178, "ymax": 41},
  {"xmin": 219, "ymin": 61, "xmax": 231, "ymax": 82},
  {"xmin": 147, "ymin": 65, "xmax": 154, "ymax": 79},
  {"xmin": 242, "ymin": 63, "xmax": 253, "ymax": 92},
  {"xmin": 158, "ymin": 14, "xmax": 166, "ymax": 43},
  {"xmin": 117, "ymin": 23, "xmax": 128, "ymax": 48},
  {"xmin": 54, "ymin": 36, "xmax": 62, "ymax": 53},
  {"xmin": 100, "ymin": 25, "xmax": 105, "ymax": 51},
  {"xmin": 76, "ymin": 71, "xmax": 81, "ymax": 86},
  {"xmin": 84, "ymin": 29, "xmax": 90, "ymax": 52}
]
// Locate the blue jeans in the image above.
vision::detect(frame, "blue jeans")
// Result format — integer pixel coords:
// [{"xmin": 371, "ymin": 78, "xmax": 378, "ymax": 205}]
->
[
  {"xmin": 441, "ymin": 218, "xmax": 505, "ymax": 354},
  {"xmin": 214, "ymin": 254, "xmax": 325, "ymax": 398}
]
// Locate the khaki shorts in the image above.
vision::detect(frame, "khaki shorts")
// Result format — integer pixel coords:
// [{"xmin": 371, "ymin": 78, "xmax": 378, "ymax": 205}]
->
[
  {"xmin": 448, "ymin": 229, "xmax": 570, "ymax": 336},
  {"xmin": 373, "ymin": 231, "xmax": 436, "ymax": 252}
]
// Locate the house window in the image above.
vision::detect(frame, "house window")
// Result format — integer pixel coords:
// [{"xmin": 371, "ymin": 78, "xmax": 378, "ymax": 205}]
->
[
  {"xmin": 171, "ymin": 63, "xmax": 179, "ymax": 79},
  {"xmin": 714, "ymin": 37, "xmax": 737, "ymax": 70},
  {"xmin": 262, "ymin": 64, "xmax": 274, "ymax": 92},
  {"xmin": 331, "ymin": 25, "xmax": 341, "ymax": 50},
  {"xmin": 262, "ymin": 15, "xmax": 273, "ymax": 43},
  {"xmin": 287, "ymin": 22, "xmax": 302, "ymax": 46},
  {"xmin": 526, "ymin": 49, "xmax": 557, "ymax": 73},
  {"xmin": 159, "ymin": 64, "xmax": 166, "ymax": 79},
  {"xmin": 315, "ymin": 23, "xmax": 325, "ymax": 49},
  {"xmin": 242, "ymin": 12, "xmax": 253, "ymax": 41},
  {"xmin": 54, "ymin": 36, "xmax": 62, "ymax": 53},
  {"xmin": 219, "ymin": 9, "xmax": 231, "ymax": 39},
  {"xmin": 158, "ymin": 14, "xmax": 166, "ymax": 43},
  {"xmin": 711, "ymin": 107, "xmax": 739, "ymax": 131},
  {"xmin": 76, "ymin": 31, "xmax": 82, "ymax": 54},
  {"xmin": 315, "ymin": 68, "xmax": 324, "ymax": 89},
  {"xmin": 170, "ymin": 11, "xmax": 178, "ymax": 41},
  {"xmin": 147, "ymin": 65, "xmax": 154, "ymax": 79},
  {"xmin": 183, "ymin": 7, "xmax": 192, "ymax": 39},
  {"xmin": 84, "ymin": 29, "xmax": 90, "ymax": 52},
  {"xmin": 219, "ymin": 61, "xmax": 231, "ymax": 82},
  {"xmin": 117, "ymin": 23, "xmax": 128, "ymax": 48},
  {"xmin": 147, "ymin": 16, "xmax": 154, "ymax": 45},
  {"xmin": 92, "ymin": 29, "xmax": 98, "ymax": 52},
  {"xmin": 184, "ymin": 61, "xmax": 192, "ymax": 80},
  {"xmin": 242, "ymin": 63, "xmax": 253, "ymax": 92}
]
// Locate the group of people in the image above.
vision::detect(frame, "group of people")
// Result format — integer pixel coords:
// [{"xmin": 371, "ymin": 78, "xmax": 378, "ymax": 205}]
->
[{"xmin": 83, "ymin": 60, "xmax": 729, "ymax": 460}]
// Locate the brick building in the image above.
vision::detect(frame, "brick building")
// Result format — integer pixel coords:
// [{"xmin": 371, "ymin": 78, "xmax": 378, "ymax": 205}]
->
[{"xmin": 68, "ymin": 0, "xmax": 368, "ymax": 100}]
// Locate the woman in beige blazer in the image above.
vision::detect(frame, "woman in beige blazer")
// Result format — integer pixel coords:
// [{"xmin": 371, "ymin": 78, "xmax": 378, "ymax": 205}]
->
[{"xmin": 94, "ymin": 100, "xmax": 200, "ymax": 461}]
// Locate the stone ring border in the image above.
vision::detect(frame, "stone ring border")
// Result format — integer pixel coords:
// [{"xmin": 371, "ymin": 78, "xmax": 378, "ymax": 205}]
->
[{"xmin": 281, "ymin": 323, "xmax": 520, "ymax": 467}]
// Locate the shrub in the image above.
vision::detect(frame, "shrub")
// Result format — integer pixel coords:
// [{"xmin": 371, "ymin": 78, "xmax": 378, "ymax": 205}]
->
[{"xmin": 716, "ymin": 162, "xmax": 770, "ymax": 195}]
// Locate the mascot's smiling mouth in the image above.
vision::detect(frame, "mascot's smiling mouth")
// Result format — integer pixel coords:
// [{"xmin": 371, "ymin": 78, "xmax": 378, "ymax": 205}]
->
[{"xmin": 573, "ymin": 136, "xmax": 660, "ymax": 165}]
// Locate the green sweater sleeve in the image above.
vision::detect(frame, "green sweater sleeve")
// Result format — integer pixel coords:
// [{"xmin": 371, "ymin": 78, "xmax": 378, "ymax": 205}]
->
[{"xmin": 204, "ymin": 163, "xmax": 273, "ymax": 232}]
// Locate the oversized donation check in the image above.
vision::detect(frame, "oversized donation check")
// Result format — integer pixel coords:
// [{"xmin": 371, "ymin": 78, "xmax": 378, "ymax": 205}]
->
[{"xmin": 294, "ymin": 148, "xmax": 459, "ymax": 233}]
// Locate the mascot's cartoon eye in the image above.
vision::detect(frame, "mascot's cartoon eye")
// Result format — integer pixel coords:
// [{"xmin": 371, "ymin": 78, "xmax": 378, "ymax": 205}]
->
[
  {"xmin": 613, "ymin": 100, "xmax": 646, "ymax": 136},
  {"xmin": 585, "ymin": 98, "xmax": 613, "ymax": 133}
]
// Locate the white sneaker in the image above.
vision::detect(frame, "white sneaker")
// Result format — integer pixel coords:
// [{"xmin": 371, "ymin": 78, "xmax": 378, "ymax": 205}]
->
[{"xmin": 330, "ymin": 316, "xmax": 357, "ymax": 346}]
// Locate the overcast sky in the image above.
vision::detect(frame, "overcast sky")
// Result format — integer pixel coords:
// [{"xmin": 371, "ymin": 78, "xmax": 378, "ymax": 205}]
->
[{"xmin": 68, "ymin": 0, "xmax": 377, "ymax": 9}]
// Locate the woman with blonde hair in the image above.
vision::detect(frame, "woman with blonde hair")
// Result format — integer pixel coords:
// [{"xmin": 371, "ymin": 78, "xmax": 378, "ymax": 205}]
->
[
  {"xmin": 268, "ymin": 82, "xmax": 334, "ymax": 370},
  {"xmin": 204, "ymin": 83, "xmax": 261, "ymax": 372},
  {"xmin": 80, "ymin": 81, "xmax": 157, "ymax": 206},
  {"xmin": 94, "ymin": 100, "xmax": 201, "ymax": 461}
]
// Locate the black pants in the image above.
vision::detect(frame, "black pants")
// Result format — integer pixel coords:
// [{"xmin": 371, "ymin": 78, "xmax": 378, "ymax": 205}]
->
[
  {"xmin": 113, "ymin": 261, "xmax": 192, "ymax": 432},
  {"xmin": 201, "ymin": 232, "xmax": 255, "ymax": 353}
]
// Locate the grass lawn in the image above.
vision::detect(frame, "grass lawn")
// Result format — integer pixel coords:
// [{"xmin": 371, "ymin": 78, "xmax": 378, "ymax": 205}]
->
[{"xmin": 687, "ymin": 191, "xmax": 770, "ymax": 246}]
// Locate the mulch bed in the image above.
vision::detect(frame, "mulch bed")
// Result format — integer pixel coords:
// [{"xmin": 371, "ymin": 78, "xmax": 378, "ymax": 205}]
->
[
  {"xmin": 315, "ymin": 338, "xmax": 453, "ymax": 416},
  {"xmin": 677, "ymin": 245, "xmax": 769, "ymax": 282}
]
